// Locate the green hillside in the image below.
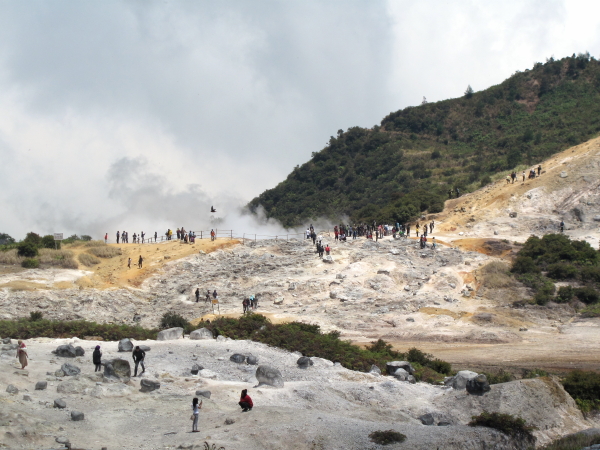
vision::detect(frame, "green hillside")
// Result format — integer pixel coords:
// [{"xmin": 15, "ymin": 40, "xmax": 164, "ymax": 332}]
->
[{"xmin": 249, "ymin": 53, "xmax": 600, "ymax": 227}]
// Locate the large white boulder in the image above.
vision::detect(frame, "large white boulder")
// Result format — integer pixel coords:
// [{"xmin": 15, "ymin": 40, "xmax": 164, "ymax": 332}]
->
[
  {"xmin": 189, "ymin": 328, "xmax": 213, "ymax": 340},
  {"xmin": 157, "ymin": 327, "xmax": 184, "ymax": 341}
]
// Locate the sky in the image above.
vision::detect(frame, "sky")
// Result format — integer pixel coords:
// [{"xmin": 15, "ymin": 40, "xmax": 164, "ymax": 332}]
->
[{"xmin": 0, "ymin": 0, "xmax": 599, "ymax": 240}]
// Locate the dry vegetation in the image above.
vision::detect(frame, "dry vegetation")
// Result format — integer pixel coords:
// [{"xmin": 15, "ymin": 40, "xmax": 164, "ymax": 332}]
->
[
  {"xmin": 0, "ymin": 248, "xmax": 78, "ymax": 269},
  {"xmin": 87, "ymin": 246, "xmax": 121, "ymax": 258},
  {"xmin": 78, "ymin": 252, "xmax": 101, "ymax": 267},
  {"xmin": 480, "ymin": 261, "xmax": 517, "ymax": 289}
]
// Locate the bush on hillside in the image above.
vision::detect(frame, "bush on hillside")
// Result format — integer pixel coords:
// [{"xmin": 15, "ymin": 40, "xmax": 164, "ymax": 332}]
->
[
  {"xmin": 78, "ymin": 253, "xmax": 100, "ymax": 267},
  {"xmin": 369, "ymin": 430, "xmax": 406, "ymax": 445},
  {"xmin": 160, "ymin": 312, "xmax": 192, "ymax": 332},
  {"xmin": 469, "ymin": 411, "xmax": 536, "ymax": 443},
  {"xmin": 511, "ymin": 256, "xmax": 540, "ymax": 274},
  {"xmin": 88, "ymin": 246, "xmax": 121, "ymax": 258},
  {"xmin": 0, "ymin": 233, "xmax": 15, "ymax": 245},
  {"xmin": 480, "ymin": 369, "xmax": 514, "ymax": 384},
  {"xmin": 21, "ymin": 258, "xmax": 39, "ymax": 269},
  {"xmin": 17, "ymin": 242, "xmax": 38, "ymax": 258},
  {"xmin": 541, "ymin": 432, "xmax": 600, "ymax": 450},
  {"xmin": 562, "ymin": 370, "xmax": 600, "ymax": 413},
  {"xmin": 29, "ymin": 311, "xmax": 43, "ymax": 321},
  {"xmin": 41, "ymin": 235, "xmax": 59, "ymax": 249},
  {"xmin": 575, "ymin": 286, "xmax": 599, "ymax": 304}
]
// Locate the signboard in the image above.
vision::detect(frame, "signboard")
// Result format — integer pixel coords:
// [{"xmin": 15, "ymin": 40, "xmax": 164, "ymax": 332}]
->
[{"xmin": 53, "ymin": 233, "xmax": 63, "ymax": 241}]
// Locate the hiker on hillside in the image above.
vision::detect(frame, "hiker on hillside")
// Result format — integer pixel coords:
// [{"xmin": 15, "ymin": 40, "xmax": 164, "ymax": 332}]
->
[
  {"xmin": 455, "ymin": 187, "xmax": 460, "ymax": 197},
  {"xmin": 406, "ymin": 225, "xmax": 410, "ymax": 236},
  {"xmin": 195, "ymin": 288, "xmax": 200, "ymax": 303},
  {"xmin": 242, "ymin": 297, "xmax": 249, "ymax": 314},
  {"xmin": 206, "ymin": 290, "xmax": 211, "ymax": 303},
  {"xmin": 538, "ymin": 165, "xmax": 542, "ymax": 176},
  {"xmin": 138, "ymin": 255, "xmax": 143, "ymax": 269},
  {"xmin": 448, "ymin": 189, "xmax": 452, "ymax": 199},
  {"xmin": 511, "ymin": 172, "xmax": 516, "ymax": 183},
  {"xmin": 522, "ymin": 171, "xmax": 526, "ymax": 182},
  {"xmin": 93, "ymin": 345, "xmax": 102, "ymax": 372},
  {"xmin": 127, "ymin": 257, "xmax": 132, "ymax": 269},
  {"xmin": 325, "ymin": 244, "xmax": 331, "ymax": 256},
  {"xmin": 306, "ymin": 228, "xmax": 311, "ymax": 240},
  {"xmin": 116, "ymin": 231, "xmax": 120, "ymax": 244},
  {"xmin": 212, "ymin": 290, "xmax": 218, "ymax": 300},
  {"xmin": 133, "ymin": 233, "xmax": 137, "ymax": 243},
  {"xmin": 191, "ymin": 397, "xmax": 202, "ymax": 432},
  {"xmin": 141, "ymin": 232, "xmax": 145, "ymax": 244},
  {"xmin": 132, "ymin": 346, "xmax": 145, "ymax": 377},
  {"xmin": 432, "ymin": 237, "xmax": 437, "ymax": 249},
  {"xmin": 104, "ymin": 233, "xmax": 108, "ymax": 244},
  {"xmin": 560, "ymin": 221, "xmax": 565, "ymax": 233},
  {"xmin": 17, "ymin": 340, "xmax": 27, "ymax": 370},
  {"xmin": 239, "ymin": 389, "xmax": 253, "ymax": 412}
]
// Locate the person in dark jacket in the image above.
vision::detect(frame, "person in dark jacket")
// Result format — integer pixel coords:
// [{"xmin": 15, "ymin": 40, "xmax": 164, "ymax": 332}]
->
[
  {"xmin": 132, "ymin": 346, "xmax": 146, "ymax": 377},
  {"xmin": 239, "ymin": 389, "xmax": 253, "ymax": 412},
  {"xmin": 93, "ymin": 345, "xmax": 102, "ymax": 372}
]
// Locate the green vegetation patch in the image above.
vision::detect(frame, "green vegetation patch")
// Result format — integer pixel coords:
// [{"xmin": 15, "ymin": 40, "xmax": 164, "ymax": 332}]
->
[
  {"xmin": 469, "ymin": 411, "xmax": 536, "ymax": 443},
  {"xmin": 541, "ymin": 431, "xmax": 600, "ymax": 450},
  {"xmin": 562, "ymin": 370, "xmax": 600, "ymax": 413},
  {"xmin": 368, "ymin": 430, "xmax": 406, "ymax": 445}
]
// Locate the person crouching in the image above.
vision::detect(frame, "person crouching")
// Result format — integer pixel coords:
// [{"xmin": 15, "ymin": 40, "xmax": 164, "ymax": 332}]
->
[{"xmin": 239, "ymin": 389, "xmax": 253, "ymax": 412}]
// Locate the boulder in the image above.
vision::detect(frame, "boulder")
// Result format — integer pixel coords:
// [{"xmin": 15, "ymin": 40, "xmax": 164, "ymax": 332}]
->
[
  {"xmin": 54, "ymin": 369, "xmax": 65, "ymax": 377},
  {"xmin": 230, "ymin": 353, "xmax": 246, "ymax": 364},
  {"xmin": 198, "ymin": 369, "xmax": 218, "ymax": 379},
  {"xmin": 61, "ymin": 363, "xmax": 81, "ymax": 377},
  {"xmin": 56, "ymin": 437, "xmax": 70, "ymax": 445},
  {"xmin": 247, "ymin": 355, "xmax": 259, "ymax": 365},
  {"xmin": 225, "ymin": 417, "xmax": 236, "ymax": 425},
  {"xmin": 104, "ymin": 358, "xmax": 131, "ymax": 382},
  {"xmin": 1, "ymin": 337, "xmax": 10, "ymax": 344},
  {"xmin": 74, "ymin": 346, "xmax": 85, "ymax": 356},
  {"xmin": 35, "ymin": 381, "xmax": 47, "ymax": 390},
  {"xmin": 140, "ymin": 379, "xmax": 160, "ymax": 393},
  {"xmin": 216, "ymin": 335, "xmax": 226, "ymax": 342},
  {"xmin": 71, "ymin": 411, "xmax": 84, "ymax": 421},
  {"xmin": 189, "ymin": 328, "xmax": 213, "ymax": 340},
  {"xmin": 445, "ymin": 370, "xmax": 479, "ymax": 390},
  {"xmin": 323, "ymin": 256, "xmax": 334, "ymax": 263},
  {"xmin": 195, "ymin": 390, "xmax": 211, "ymax": 399},
  {"xmin": 386, "ymin": 361, "xmax": 415, "ymax": 376},
  {"xmin": 190, "ymin": 364, "xmax": 203, "ymax": 375},
  {"xmin": 419, "ymin": 413, "xmax": 435, "ymax": 425},
  {"xmin": 157, "ymin": 327, "xmax": 183, "ymax": 341},
  {"xmin": 297, "ymin": 356, "xmax": 313, "ymax": 369},
  {"xmin": 369, "ymin": 365, "xmax": 381, "ymax": 375},
  {"xmin": 118, "ymin": 338, "xmax": 133, "ymax": 352},
  {"xmin": 407, "ymin": 375, "xmax": 416, "ymax": 384},
  {"xmin": 54, "ymin": 398, "xmax": 67, "ymax": 409},
  {"xmin": 6, "ymin": 384, "xmax": 18, "ymax": 394},
  {"xmin": 139, "ymin": 345, "xmax": 151, "ymax": 352},
  {"xmin": 54, "ymin": 344, "xmax": 77, "ymax": 358},
  {"xmin": 23, "ymin": 395, "xmax": 32, "ymax": 401},
  {"xmin": 392, "ymin": 368, "xmax": 409, "ymax": 381},
  {"xmin": 255, "ymin": 365, "xmax": 284, "ymax": 388},
  {"xmin": 466, "ymin": 374, "xmax": 491, "ymax": 395}
]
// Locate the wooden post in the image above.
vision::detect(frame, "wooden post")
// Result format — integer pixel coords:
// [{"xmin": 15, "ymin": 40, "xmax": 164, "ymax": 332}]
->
[
  {"xmin": 231, "ymin": 230, "xmax": 232, "ymax": 240},
  {"xmin": 255, "ymin": 234, "xmax": 256, "ymax": 242}
]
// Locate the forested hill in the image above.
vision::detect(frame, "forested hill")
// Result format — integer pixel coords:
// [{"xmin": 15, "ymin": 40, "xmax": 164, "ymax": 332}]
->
[{"xmin": 248, "ymin": 53, "xmax": 600, "ymax": 228}]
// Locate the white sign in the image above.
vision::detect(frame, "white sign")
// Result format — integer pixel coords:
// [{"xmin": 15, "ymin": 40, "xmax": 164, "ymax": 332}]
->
[{"xmin": 53, "ymin": 233, "xmax": 63, "ymax": 241}]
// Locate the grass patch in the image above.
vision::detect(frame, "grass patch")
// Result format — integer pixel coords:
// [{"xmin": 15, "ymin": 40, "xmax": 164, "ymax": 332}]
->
[
  {"xmin": 480, "ymin": 261, "xmax": 515, "ymax": 289},
  {"xmin": 78, "ymin": 253, "xmax": 101, "ymax": 267},
  {"xmin": 21, "ymin": 258, "xmax": 39, "ymax": 269},
  {"xmin": 522, "ymin": 368, "xmax": 549, "ymax": 379},
  {"xmin": 580, "ymin": 303, "xmax": 600, "ymax": 317},
  {"xmin": 0, "ymin": 249, "xmax": 20, "ymax": 265},
  {"xmin": 368, "ymin": 430, "xmax": 406, "ymax": 445},
  {"xmin": 0, "ymin": 318, "xmax": 157, "ymax": 341},
  {"xmin": 562, "ymin": 370, "xmax": 600, "ymax": 413},
  {"xmin": 541, "ymin": 432, "xmax": 600, "ymax": 450},
  {"xmin": 38, "ymin": 249, "xmax": 78, "ymax": 269},
  {"xmin": 88, "ymin": 246, "xmax": 121, "ymax": 258},
  {"xmin": 469, "ymin": 411, "xmax": 536, "ymax": 443},
  {"xmin": 480, "ymin": 369, "xmax": 514, "ymax": 384}
]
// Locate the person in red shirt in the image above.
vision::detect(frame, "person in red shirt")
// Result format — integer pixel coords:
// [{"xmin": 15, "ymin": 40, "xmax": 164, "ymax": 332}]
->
[{"xmin": 239, "ymin": 389, "xmax": 253, "ymax": 412}]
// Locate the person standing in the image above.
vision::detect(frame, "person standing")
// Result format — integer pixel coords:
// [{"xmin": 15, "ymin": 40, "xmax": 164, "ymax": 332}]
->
[
  {"xmin": 132, "ymin": 346, "xmax": 146, "ymax": 377},
  {"xmin": 522, "ymin": 171, "xmax": 526, "ymax": 182},
  {"xmin": 195, "ymin": 288, "xmax": 200, "ymax": 303},
  {"xmin": 93, "ymin": 345, "xmax": 102, "ymax": 372},
  {"xmin": 538, "ymin": 165, "xmax": 542, "ymax": 176},
  {"xmin": 239, "ymin": 389, "xmax": 253, "ymax": 412},
  {"xmin": 104, "ymin": 233, "xmax": 108, "ymax": 244},
  {"xmin": 212, "ymin": 290, "xmax": 218, "ymax": 300},
  {"xmin": 560, "ymin": 221, "xmax": 565, "ymax": 233},
  {"xmin": 127, "ymin": 257, "xmax": 132, "ymax": 269},
  {"xmin": 138, "ymin": 255, "xmax": 143, "ymax": 269},
  {"xmin": 116, "ymin": 231, "xmax": 120, "ymax": 244},
  {"xmin": 17, "ymin": 340, "xmax": 27, "ymax": 370},
  {"xmin": 154, "ymin": 231, "xmax": 157, "ymax": 242},
  {"xmin": 206, "ymin": 290, "xmax": 211, "ymax": 303},
  {"xmin": 191, "ymin": 397, "xmax": 202, "ymax": 432}
]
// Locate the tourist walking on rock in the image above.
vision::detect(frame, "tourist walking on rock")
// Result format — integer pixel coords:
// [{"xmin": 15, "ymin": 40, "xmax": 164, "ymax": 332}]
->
[
  {"xmin": 206, "ymin": 290, "xmax": 211, "ymax": 303},
  {"xmin": 191, "ymin": 397, "xmax": 202, "ymax": 432},
  {"xmin": 239, "ymin": 389, "xmax": 253, "ymax": 412},
  {"xmin": 538, "ymin": 165, "xmax": 542, "ymax": 176},
  {"xmin": 195, "ymin": 288, "xmax": 200, "ymax": 303},
  {"xmin": 242, "ymin": 297, "xmax": 249, "ymax": 314},
  {"xmin": 93, "ymin": 345, "xmax": 102, "ymax": 372},
  {"xmin": 138, "ymin": 255, "xmax": 143, "ymax": 269},
  {"xmin": 560, "ymin": 221, "xmax": 565, "ymax": 233},
  {"xmin": 132, "ymin": 346, "xmax": 145, "ymax": 377},
  {"xmin": 17, "ymin": 340, "xmax": 27, "ymax": 370}
]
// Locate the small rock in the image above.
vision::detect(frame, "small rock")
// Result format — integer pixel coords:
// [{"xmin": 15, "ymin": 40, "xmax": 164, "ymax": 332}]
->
[
  {"xmin": 6, "ymin": 384, "xmax": 18, "ymax": 394},
  {"xmin": 56, "ymin": 436, "xmax": 70, "ymax": 445},
  {"xmin": 519, "ymin": 327, "xmax": 528, "ymax": 332},
  {"xmin": 35, "ymin": 381, "xmax": 48, "ymax": 390},
  {"xmin": 419, "ymin": 413, "xmax": 435, "ymax": 425},
  {"xmin": 54, "ymin": 398, "xmax": 67, "ymax": 409},
  {"xmin": 404, "ymin": 286, "xmax": 410, "ymax": 291},
  {"xmin": 139, "ymin": 345, "xmax": 151, "ymax": 352},
  {"xmin": 225, "ymin": 417, "xmax": 236, "ymax": 425},
  {"xmin": 118, "ymin": 338, "xmax": 134, "ymax": 352},
  {"xmin": 493, "ymin": 230, "xmax": 498, "ymax": 235},
  {"xmin": 216, "ymin": 335, "xmax": 226, "ymax": 342},
  {"xmin": 406, "ymin": 317, "xmax": 415, "ymax": 322},
  {"xmin": 438, "ymin": 422, "xmax": 451, "ymax": 426},
  {"xmin": 71, "ymin": 411, "xmax": 84, "ymax": 421},
  {"xmin": 22, "ymin": 394, "xmax": 32, "ymax": 401},
  {"xmin": 247, "ymin": 355, "xmax": 259, "ymax": 365},
  {"xmin": 392, "ymin": 368, "xmax": 409, "ymax": 381},
  {"xmin": 230, "ymin": 354, "xmax": 246, "ymax": 364},
  {"xmin": 369, "ymin": 365, "xmax": 381, "ymax": 375},
  {"xmin": 560, "ymin": 171, "xmax": 568, "ymax": 178},
  {"xmin": 273, "ymin": 298, "xmax": 284, "ymax": 305},
  {"xmin": 386, "ymin": 361, "xmax": 415, "ymax": 376},
  {"xmin": 297, "ymin": 356, "xmax": 313, "ymax": 369},
  {"xmin": 195, "ymin": 390, "xmax": 211, "ymax": 399},
  {"xmin": 55, "ymin": 369, "xmax": 65, "ymax": 377},
  {"xmin": 140, "ymin": 379, "xmax": 160, "ymax": 392},
  {"xmin": 191, "ymin": 364, "xmax": 202, "ymax": 375},
  {"xmin": 61, "ymin": 363, "xmax": 81, "ymax": 377}
]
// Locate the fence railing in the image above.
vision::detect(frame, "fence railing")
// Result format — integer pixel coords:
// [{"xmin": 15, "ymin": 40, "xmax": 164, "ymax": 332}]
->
[{"xmin": 106, "ymin": 230, "xmax": 314, "ymax": 245}]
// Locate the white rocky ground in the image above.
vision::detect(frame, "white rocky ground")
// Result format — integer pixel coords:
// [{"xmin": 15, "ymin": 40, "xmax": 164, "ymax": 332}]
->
[{"xmin": 0, "ymin": 335, "xmax": 594, "ymax": 450}]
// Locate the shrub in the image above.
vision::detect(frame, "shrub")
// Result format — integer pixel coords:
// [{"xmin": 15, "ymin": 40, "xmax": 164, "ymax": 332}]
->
[
  {"xmin": 469, "ymin": 411, "xmax": 536, "ymax": 442},
  {"xmin": 581, "ymin": 304, "xmax": 600, "ymax": 317},
  {"xmin": 17, "ymin": 242, "xmax": 38, "ymax": 258},
  {"xmin": 574, "ymin": 286, "xmax": 599, "ymax": 304},
  {"xmin": 511, "ymin": 256, "xmax": 540, "ymax": 274},
  {"xmin": 41, "ymin": 235, "xmax": 58, "ymax": 249},
  {"xmin": 88, "ymin": 246, "xmax": 121, "ymax": 258},
  {"xmin": 83, "ymin": 240, "xmax": 107, "ymax": 248},
  {"xmin": 556, "ymin": 286, "xmax": 574, "ymax": 303},
  {"xmin": 481, "ymin": 369, "xmax": 513, "ymax": 384},
  {"xmin": 23, "ymin": 232, "xmax": 42, "ymax": 247},
  {"xmin": 547, "ymin": 263, "xmax": 578, "ymax": 280},
  {"xmin": 541, "ymin": 432, "xmax": 600, "ymax": 450},
  {"xmin": 78, "ymin": 253, "xmax": 101, "ymax": 267},
  {"xmin": 480, "ymin": 261, "xmax": 514, "ymax": 288},
  {"xmin": 562, "ymin": 370, "xmax": 600, "ymax": 404},
  {"xmin": 0, "ymin": 232, "xmax": 15, "ymax": 245},
  {"xmin": 522, "ymin": 368, "xmax": 549, "ymax": 379},
  {"xmin": 21, "ymin": 258, "xmax": 39, "ymax": 269},
  {"xmin": 38, "ymin": 249, "xmax": 78, "ymax": 269},
  {"xmin": 160, "ymin": 312, "xmax": 191, "ymax": 331},
  {"xmin": 368, "ymin": 430, "xmax": 406, "ymax": 445},
  {"xmin": 29, "ymin": 311, "xmax": 43, "ymax": 321}
]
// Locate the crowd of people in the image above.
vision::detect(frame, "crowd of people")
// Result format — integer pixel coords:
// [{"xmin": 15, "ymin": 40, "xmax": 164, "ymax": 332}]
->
[
  {"xmin": 115, "ymin": 230, "xmax": 159, "ymax": 244},
  {"xmin": 506, "ymin": 165, "xmax": 543, "ymax": 183}
]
